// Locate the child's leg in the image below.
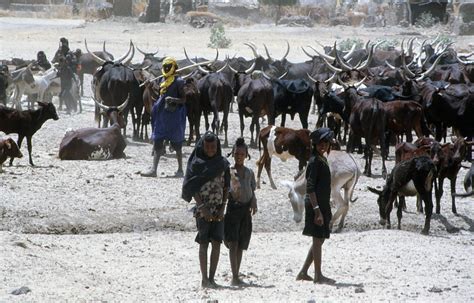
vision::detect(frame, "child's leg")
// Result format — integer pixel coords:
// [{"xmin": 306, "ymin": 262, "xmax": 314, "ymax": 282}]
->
[
  {"xmin": 199, "ymin": 243, "xmax": 210, "ymax": 287},
  {"xmin": 312, "ymin": 237, "xmax": 335, "ymax": 284},
  {"xmin": 296, "ymin": 246, "xmax": 314, "ymax": 281},
  {"xmin": 209, "ymin": 240, "xmax": 221, "ymax": 285},
  {"xmin": 229, "ymin": 241, "xmax": 243, "ymax": 285}
]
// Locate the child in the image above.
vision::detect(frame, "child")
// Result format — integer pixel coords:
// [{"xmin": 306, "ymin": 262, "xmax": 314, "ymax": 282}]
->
[
  {"xmin": 182, "ymin": 131, "xmax": 230, "ymax": 288},
  {"xmin": 296, "ymin": 127, "xmax": 336, "ymax": 284},
  {"xmin": 225, "ymin": 137, "xmax": 257, "ymax": 286}
]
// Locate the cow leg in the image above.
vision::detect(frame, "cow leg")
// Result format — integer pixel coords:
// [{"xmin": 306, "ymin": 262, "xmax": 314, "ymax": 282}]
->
[
  {"xmin": 435, "ymin": 177, "xmax": 444, "ymax": 214},
  {"xmin": 450, "ymin": 177, "xmax": 457, "ymax": 215},
  {"xmin": 10, "ymin": 135, "xmax": 24, "ymax": 166},
  {"xmin": 223, "ymin": 109, "xmax": 229, "ymax": 147},
  {"xmin": 300, "ymin": 112, "xmax": 308, "ymax": 129},
  {"xmin": 316, "ymin": 113, "xmax": 325, "ymax": 128},
  {"xmin": 239, "ymin": 112, "xmax": 245, "ymax": 139},
  {"xmin": 26, "ymin": 136, "xmax": 34, "ymax": 166},
  {"xmin": 79, "ymin": 72, "xmax": 84, "ymax": 97},
  {"xmin": 418, "ymin": 189, "xmax": 433, "ymax": 235},
  {"xmin": 265, "ymin": 156, "xmax": 277, "ymax": 189},
  {"xmin": 397, "ymin": 197, "xmax": 403, "ymax": 230},
  {"xmin": 416, "ymin": 194, "xmax": 424, "ymax": 213},
  {"xmin": 256, "ymin": 153, "xmax": 266, "ymax": 189},
  {"xmin": 253, "ymin": 116, "xmax": 260, "ymax": 149},
  {"xmin": 363, "ymin": 145, "xmax": 372, "ymax": 177},
  {"xmin": 281, "ymin": 113, "xmax": 286, "ymax": 127},
  {"xmin": 204, "ymin": 112, "xmax": 210, "ymax": 131}
]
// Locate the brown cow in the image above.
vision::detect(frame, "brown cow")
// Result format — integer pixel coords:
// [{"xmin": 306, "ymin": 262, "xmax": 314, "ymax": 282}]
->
[
  {"xmin": 256, "ymin": 125, "xmax": 311, "ymax": 189},
  {"xmin": 0, "ymin": 137, "xmax": 23, "ymax": 172}
]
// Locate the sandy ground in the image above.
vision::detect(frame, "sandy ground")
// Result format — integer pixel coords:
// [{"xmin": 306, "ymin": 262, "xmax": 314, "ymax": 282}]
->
[{"xmin": 1, "ymin": 17, "xmax": 473, "ymax": 301}]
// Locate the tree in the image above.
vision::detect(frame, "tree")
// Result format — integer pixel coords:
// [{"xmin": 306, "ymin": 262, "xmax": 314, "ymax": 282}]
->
[
  {"xmin": 259, "ymin": 0, "xmax": 298, "ymax": 25},
  {"xmin": 145, "ymin": 0, "xmax": 161, "ymax": 23}
]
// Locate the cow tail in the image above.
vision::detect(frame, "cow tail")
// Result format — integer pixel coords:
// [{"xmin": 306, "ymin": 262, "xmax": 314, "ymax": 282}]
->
[{"xmin": 348, "ymin": 152, "xmax": 360, "ymax": 203}]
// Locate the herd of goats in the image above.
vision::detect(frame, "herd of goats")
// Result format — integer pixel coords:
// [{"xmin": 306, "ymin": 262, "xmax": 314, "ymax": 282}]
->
[{"xmin": 0, "ymin": 35, "xmax": 473, "ymax": 235}]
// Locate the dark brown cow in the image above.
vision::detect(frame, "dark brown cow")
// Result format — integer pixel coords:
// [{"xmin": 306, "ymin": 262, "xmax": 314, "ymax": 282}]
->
[
  {"xmin": 256, "ymin": 125, "xmax": 311, "ymax": 189},
  {"xmin": 0, "ymin": 102, "xmax": 59, "ymax": 166},
  {"xmin": 0, "ymin": 137, "xmax": 23, "ymax": 172},
  {"xmin": 434, "ymin": 137, "xmax": 474, "ymax": 214},
  {"xmin": 59, "ymin": 99, "xmax": 128, "ymax": 160},
  {"xmin": 383, "ymin": 101, "xmax": 432, "ymax": 142}
]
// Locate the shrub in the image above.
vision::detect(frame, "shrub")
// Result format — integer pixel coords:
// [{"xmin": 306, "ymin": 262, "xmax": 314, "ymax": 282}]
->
[
  {"xmin": 415, "ymin": 12, "xmax": 438, "ymax": 28},
  {"xmin": 374, "ymin": 38, "xmax": 399, "ymax": 51},
  {"xmin": 338, "ymin": 38, "xmax": 364, "ymax": 51},
  {"xmin": 208, "ymin": 22, "xmax": 231, "ymax": 49}
]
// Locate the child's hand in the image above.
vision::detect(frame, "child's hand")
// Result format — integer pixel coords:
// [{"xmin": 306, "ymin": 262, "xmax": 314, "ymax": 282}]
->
[{"xmin": 314, "ymin": 209, "xmax": 324, "ymax": 226}]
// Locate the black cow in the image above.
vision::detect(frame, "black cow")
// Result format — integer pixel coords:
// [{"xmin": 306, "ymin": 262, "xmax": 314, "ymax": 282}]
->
[
  {"xmin": 368, "ymin": 156, "xmax": 436, "ymax": 235},
  {"xmin": 0, "ymin": 102, "xmax": 59, "ymax": 166}
]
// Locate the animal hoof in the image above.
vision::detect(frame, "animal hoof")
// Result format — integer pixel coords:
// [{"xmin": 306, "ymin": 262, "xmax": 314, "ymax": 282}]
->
[{"xmin": 421, "ymin": 229, "xmax": 429, "ymax": 235}]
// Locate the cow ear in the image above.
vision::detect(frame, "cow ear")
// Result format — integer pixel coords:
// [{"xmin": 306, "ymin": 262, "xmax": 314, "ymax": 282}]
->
[
  {"xmin": 367, "ymin": 186, "xmax": 382, "ymax": 196},
  {"xmin": 37, "ymin": 101, "xmax": 46, "ymax": 107},
  {"xmin": 5, "ymin": 140, "xmax": 11, "ymax": 149}
]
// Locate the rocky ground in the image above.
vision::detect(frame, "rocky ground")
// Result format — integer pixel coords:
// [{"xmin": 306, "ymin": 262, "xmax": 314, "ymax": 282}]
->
[{"xmin": 0, "ymin": 17, "xmax": 473, "ymax": 301}]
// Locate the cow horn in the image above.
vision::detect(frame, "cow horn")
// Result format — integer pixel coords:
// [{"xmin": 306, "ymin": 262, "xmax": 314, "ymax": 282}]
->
[
  {"xmin": 324, "ymin": 72, "xmax": 337, "ymax": 83},
  {"xmin": 117, "ymin": 96, "xmax": 129, "ymax": 112},
  {"xmin": 281, "ymin": 41, "xmax": 290, "ymax": 60},
  {"xmin": 227, "ymin": 57, "xmax": 239, "ymax": 73},
  {"xmin": 244, "ymin": 60, "xmax": 256, "ymax": 74},
  {"xmin": 401, "ymin": 49, "xmax": 417, "ymax": 78},
  {"xmin": 456, "ymin": 56, "xmax": 474, "ymax": 65},
  {"xmin": 136, "ymin": 45, "xmax": 147, "ymax": 56},
  {"xmin": 261, "ymin": 70, "xmax": 272, "ymax": 80},
  {"xmin": 334, "ymin": 42, "xmax": 353, "ymax": 71},
  {"xmin": 337, "ymin": 75, "xmax": 349, "ymax": 90},
  {"xmin": 102, "ymin": 41, "xmax": 112, "ymax": 60},
  {"xmin": 114, "ymin": 41, "xmax": 133, "ymax": 64},
  {"xmin": 430, "ymin": 34, "xmax": 440, "ymax": 46},
  {"xmin": 322, "ymin": 57, "xmax": 343, "ymax": 73},
  {"xmin": 308, "ymin": 45, "xmax": 335, "ymax": 62},
  {"xmin": 183, "ymin": 47, "xmax": 196, "ymax": 64},
  {"xmin": 123, "ymin": 42, "xmax": 135, "ymax": 66},
  {"xmin": 301, "ymin": 46, "xmax": 314, "ymax": 58},
  {"xmin": 415, "ymin": 51, "xmax": 447, "ymax": 81},
  {"xmin": 93, "ymin": 96, "xmax": 110, "ymax": 112},
  {"xmin": 263, "ymin": 44, "xmax": 273, "ymax": 61},
  {"xmin": 278, "ymin": 70, "xmax": 288, "ymax": 80},
  {"xmin": 85, "ymin": 39, "xmax": 106, "ymax": 65},
  {"xmin": 244, "ymin": 42, "xmax": 258, "ymax": 58},
  {"xmin": 356, "ymin": 40, "xmax": 380, "ymax": 71},
  {"xmin": 407, "ymin": 37, "xmax": 415, "ymax": 59},
  {"xmin": 385, "ymin": 60, "xmax": 396, "ymax": 70},
  {"xmin": 354, "ymin": 76, "xmax": 367, "ymax": 89},
  {"xmin": 343, "ymin": 42, "xmax": 357, "ymax": 60},
  {"xmin": 215, "ymin": 62, "xmax": 228, "ymax": 73},
  {"xmin": 306, "ymin": 72, "xmax": 319, "ymax": 83},
  {"xmin": 181, "ymin": 71, "xmax": 194, "ymax": 80}
]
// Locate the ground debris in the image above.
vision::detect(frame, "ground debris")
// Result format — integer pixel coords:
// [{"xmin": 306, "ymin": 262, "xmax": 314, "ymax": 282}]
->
[{"xmin": 11, "ymin": 286, "xmax": 31, "ymax": 295}]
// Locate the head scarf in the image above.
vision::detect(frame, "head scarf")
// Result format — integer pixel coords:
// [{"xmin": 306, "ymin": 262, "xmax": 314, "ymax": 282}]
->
[
  {"xmin": 182, "ymin": 132, "xmax": 230, "ymax": 202},
  {"xmin": 160, "ymin": 57, "xmax": 178, "ymax": 95}
]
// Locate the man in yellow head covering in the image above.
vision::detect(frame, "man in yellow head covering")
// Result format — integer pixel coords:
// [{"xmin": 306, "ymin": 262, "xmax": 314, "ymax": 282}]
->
[{"xmin": 141, "ymin": 57, "xmax": 187, "ymax": 178}]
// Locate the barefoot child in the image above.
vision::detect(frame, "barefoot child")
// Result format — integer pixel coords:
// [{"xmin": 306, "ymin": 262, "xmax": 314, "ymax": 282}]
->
[
  {"xmin": 225, "ymin": 138, "xmax": 257, "ymax": 286},
  {"xmin": 182, "ymin": 131, "xmax": 230, "ymax": 288},
  {"xmin": 296, "ymin": 127, "xmax": 336, "ymax": 284}
]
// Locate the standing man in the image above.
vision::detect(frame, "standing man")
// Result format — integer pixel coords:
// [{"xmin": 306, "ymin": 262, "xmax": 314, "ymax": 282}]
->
[
  {"xmin": 141, "ymin": 57, "xmax": 187, "ymax": 177},
  {"xmin": 57, "ymin": 55, "xmax": 75, "ymax": 113}
]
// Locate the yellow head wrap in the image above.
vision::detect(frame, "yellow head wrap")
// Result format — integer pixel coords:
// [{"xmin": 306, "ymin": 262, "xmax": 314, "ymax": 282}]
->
[{"xmin": 160, "ymin": 57, "xmax": 178, "ymax": 95}]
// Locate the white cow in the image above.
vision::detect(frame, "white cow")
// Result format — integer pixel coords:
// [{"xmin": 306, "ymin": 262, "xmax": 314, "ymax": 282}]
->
[{"xmin": 281, "ymin": 150, "xmax": 360, "ymax": 232}]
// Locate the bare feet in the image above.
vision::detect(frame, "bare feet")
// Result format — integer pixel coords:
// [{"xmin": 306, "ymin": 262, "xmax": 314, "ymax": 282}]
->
[
  {"xmin": 201, "ymin": 279, "xmax": 212, "ymax": 288},
  {"xmin": 296, "ymin": 272, "xmax": 313, "ymax": 281},
  {"xmin": 231, "ymin": 277, "xmax": 247, "ymax": 286},
  {"xmin": 209, "ymin": 279, "xmax": 219, "ymax": 288},
  {"xmin": 314, "ymin": 275, "xmax": 336, "ymax": 284}
]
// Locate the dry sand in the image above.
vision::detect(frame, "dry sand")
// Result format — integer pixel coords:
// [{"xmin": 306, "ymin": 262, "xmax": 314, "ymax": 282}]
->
[{"xmin": 1, "ymin": 17, "xmax": 473, "ymax": 301}]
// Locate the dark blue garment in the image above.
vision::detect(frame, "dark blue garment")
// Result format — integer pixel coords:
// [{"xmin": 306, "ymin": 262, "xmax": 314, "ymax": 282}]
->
[{"xmin": 151, "ymin": 78, "xmax": 186, "ymax": 143}]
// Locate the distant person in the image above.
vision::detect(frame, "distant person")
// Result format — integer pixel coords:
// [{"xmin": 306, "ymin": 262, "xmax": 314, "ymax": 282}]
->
[
  {"xmin": 182, "ymin": 131, "xmax": 230, "ymax": 288},
  {"xmin": 57, "ymin": 55, "xmax": 75, "ymax": 113},
  {"xmin": 224, "ymin": 137, "xmax": 257, "ymax": 286},
  {"xmin": 35, "ymin": 51, "xmax": 52, "ymax": 71},
  {"xmin": 296, "ymin": 127, "xmax": 336, "ymax": 284}
]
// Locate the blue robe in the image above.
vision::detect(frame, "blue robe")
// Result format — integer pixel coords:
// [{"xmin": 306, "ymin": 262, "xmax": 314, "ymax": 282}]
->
[{"xmin": 151, "ymin": 78, "xmax": 186, "ymax": 144}]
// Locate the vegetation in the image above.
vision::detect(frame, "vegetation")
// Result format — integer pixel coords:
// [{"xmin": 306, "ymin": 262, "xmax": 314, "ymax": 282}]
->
[
  {"xmin": 208, "ymin": 22, "xmax": 232, "ymax": 49},
  {"xmin": 338, "ymin": 38, "xmax": 364, "ymax": 51},
  {"xmin": 415, "ymin": 12, "xmax": 438, "ymax": 28}
]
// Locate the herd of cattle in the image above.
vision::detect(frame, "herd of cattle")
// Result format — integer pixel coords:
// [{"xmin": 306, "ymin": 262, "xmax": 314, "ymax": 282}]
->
[{"xmin": 0, "ymin": 35, "xmax": 473, "ymax": 235}]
